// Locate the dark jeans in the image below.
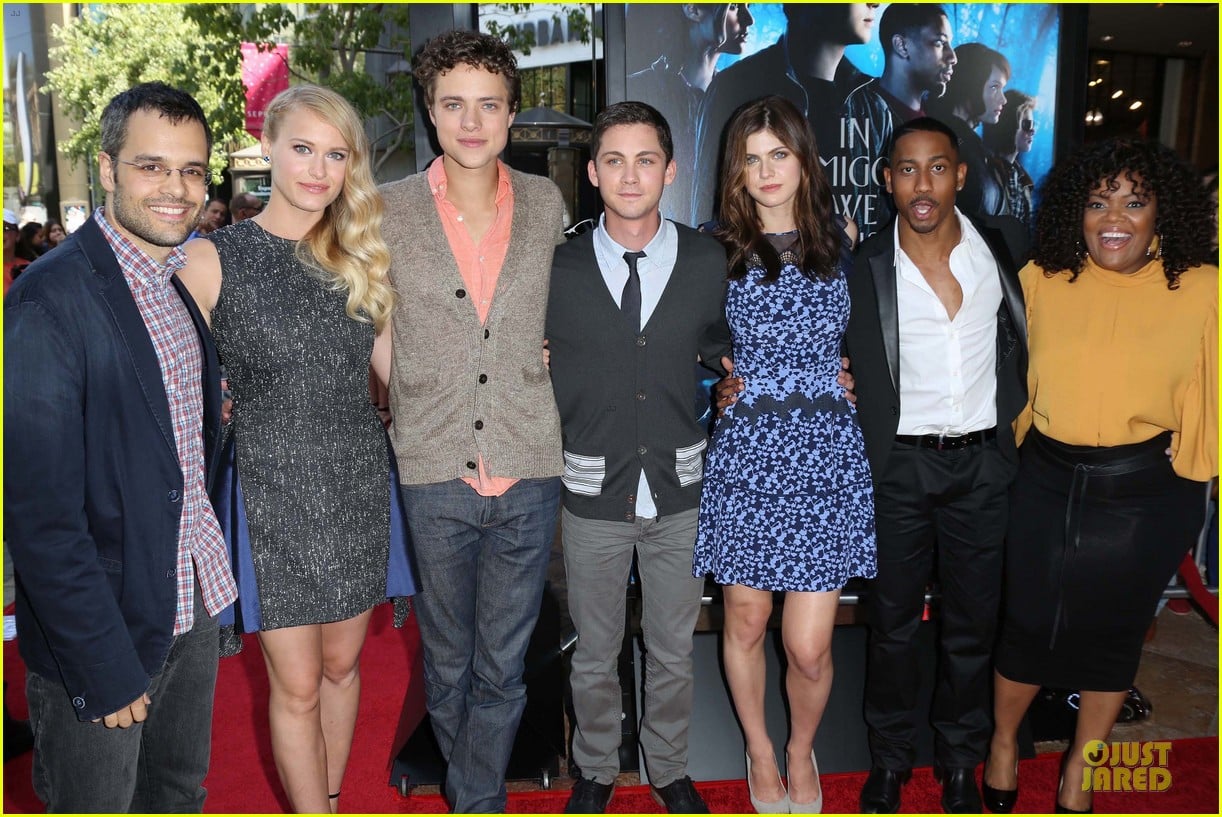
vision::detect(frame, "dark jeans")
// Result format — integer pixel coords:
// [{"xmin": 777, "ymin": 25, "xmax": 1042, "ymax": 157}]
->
[
  {"xmin": 399, "ymin": 477, "xmax": 562, "ymax": 813},
  {"xmin": 863, "ymin": 439, "xmax": 1013, "ymax": 770},
  {"xmin": 27, "ymin": 589, "xmax": 220, "ymax": 813}
]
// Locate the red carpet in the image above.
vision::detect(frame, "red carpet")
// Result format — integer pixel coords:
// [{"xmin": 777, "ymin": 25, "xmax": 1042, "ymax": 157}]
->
[{"xmin": 4, "ymin": 604, "xmax": 1218, "ymax": 813}]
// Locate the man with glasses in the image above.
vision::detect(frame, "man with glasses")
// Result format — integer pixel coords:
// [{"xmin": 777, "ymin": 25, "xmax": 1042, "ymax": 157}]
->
[{"xmin": 5, "ymin": 82, "xmax": 235, "ymax": 812}]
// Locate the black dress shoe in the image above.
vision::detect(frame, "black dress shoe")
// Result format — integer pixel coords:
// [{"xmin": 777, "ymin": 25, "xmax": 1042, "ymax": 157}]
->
[
  {"xmin": 935, "ymin": 767, "xmax": 983, "ymax": 813},
  {"xmin": 650, "ymin": 776, "xmax": 709, "ymax": 813},
  {"xmin": 564, "ymin": 778, "xmax": 614, "ymax": 813},
  {"xmin": 859, "ymin": 767, "xmax": 911, "ymax": 813}
]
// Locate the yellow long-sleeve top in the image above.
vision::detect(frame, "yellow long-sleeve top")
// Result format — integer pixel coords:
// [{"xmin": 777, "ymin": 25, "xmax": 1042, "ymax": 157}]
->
[{"xmin": 1014, "ymin": 256, "xmax": 1218, "ymax": 482}]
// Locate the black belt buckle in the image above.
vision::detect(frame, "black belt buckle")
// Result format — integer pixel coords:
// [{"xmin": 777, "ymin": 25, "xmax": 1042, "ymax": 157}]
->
[
  {"xmin": 894, "ymin": 428, "xmax": 992, "ymax": 450},
  {"xmin": 933, "ymin": 430, "xmax": 979, "ymax": 450}
]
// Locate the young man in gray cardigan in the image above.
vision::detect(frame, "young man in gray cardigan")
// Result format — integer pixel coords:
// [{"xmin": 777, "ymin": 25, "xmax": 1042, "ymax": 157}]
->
[
  {"xmin": 379, "ymin": 30, "xmax": 566, "ymax": 813},
  {"xmin": 546, "ymin": 102, "xmax": 731, "ymax": 814}
]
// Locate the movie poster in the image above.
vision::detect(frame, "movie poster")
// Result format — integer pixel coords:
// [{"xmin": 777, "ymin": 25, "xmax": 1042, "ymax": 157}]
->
[{"xmin": 623, "ymin": 3, "xmax": 1061, "ymax": 239}]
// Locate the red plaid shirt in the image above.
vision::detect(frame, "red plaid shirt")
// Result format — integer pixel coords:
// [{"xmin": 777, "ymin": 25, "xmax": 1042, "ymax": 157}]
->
[{"xmin": 95, "ymin": 209, "xmax": 236, "ymax": 634}]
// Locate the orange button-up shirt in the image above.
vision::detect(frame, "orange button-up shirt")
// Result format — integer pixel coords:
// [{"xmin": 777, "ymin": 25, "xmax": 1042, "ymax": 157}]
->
[{"xmin": 428, "ymin": 157, "xmax": 518, "ymax": 496}]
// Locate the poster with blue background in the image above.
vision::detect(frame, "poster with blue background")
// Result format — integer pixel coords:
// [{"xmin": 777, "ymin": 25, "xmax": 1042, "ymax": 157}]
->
[{"xmin": 625, "ymin": 3, "xmax": 1061, "ymax": 239}]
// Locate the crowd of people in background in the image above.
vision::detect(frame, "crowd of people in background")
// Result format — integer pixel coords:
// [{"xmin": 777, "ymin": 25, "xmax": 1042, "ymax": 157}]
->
[{"xmin": 3, "ymin": 13, "xmax": 1217, "ymax": 817}]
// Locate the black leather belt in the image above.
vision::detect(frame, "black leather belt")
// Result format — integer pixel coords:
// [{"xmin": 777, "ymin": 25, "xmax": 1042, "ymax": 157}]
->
[{"xmin": 894, "ymin": 427, "xmax": 997, "ymax": 451}]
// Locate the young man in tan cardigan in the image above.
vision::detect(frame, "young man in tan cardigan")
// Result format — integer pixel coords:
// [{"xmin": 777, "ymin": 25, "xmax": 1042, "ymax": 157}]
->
[{"xmin": 379, "ymin": 30, "xmax": 566, "ymax": 813}]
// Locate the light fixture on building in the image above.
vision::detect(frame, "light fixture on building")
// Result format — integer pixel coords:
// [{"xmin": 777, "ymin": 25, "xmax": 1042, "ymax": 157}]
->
[
  {"xmin": 1111, "ymin": 89, "xmax": 1125, "ymax": 99},
  {"xmin": 1129, "ymin": 100, "xmax": 1143, "ymax": 111},
  {"xmin": 1100, "ymin": 34, "xmax": 1114, "ymax": 43},
  {"xmin": 1096, "ymin": 59, "xmax": 1111, "ymax": 66},
  {"xmin": 1178, "ymin": 40, "xmax": 1194, "ymax": 48}
]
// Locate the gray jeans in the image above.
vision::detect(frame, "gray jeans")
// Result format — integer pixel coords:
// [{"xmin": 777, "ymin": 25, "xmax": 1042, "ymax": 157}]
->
[
  {"xmin": 27, "ymin": 590, "xmax": 220, "ymax": 813},
  {"xmin": 563, "ymin": 507, "xmax": 704, "ymax": 787}
]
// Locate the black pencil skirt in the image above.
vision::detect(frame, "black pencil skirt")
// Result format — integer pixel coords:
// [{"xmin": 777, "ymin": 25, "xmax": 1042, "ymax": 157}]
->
[{"xmin": 995, "ymin": 429, "xmax": 1208, "ymax": 691}]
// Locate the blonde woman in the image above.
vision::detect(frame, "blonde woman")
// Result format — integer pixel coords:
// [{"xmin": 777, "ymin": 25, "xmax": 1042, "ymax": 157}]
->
[{"xmin": 180, "ymin": 84, "xmax": 412, "ymax": 813}]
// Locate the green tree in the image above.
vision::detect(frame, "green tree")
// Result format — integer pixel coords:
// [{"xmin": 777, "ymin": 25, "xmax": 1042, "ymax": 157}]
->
[
  {"xmin": 44, "ymin": 4, "xmax": 249, "ymax": 178},
  {"xmin": 188, "ymin": 3, "xmax": 413, "ymax": 176}
]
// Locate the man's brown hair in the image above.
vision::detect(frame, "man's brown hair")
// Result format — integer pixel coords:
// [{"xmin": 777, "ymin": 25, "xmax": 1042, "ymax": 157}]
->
[{"xmin": 413, "ymin": 29, "xmax": 521, "ymax": 112}]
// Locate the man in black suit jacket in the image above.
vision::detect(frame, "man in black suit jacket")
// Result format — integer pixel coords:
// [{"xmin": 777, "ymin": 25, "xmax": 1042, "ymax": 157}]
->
[
  {"xmin": 844, "ymin": 117, "xmax": 1027, "ymax": 814},
  {"xmin": 4, "ymin": 83, "xmax": 234, "ymax": 812}
]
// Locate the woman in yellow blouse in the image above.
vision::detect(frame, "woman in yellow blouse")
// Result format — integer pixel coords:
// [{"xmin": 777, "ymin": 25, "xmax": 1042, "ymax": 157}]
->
[{"xmin": 982, "ymin": 139, "xmax": 1217, "ymax": 814}]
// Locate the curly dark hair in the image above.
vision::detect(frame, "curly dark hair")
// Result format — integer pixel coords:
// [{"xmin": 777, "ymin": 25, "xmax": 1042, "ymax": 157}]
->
[
  {"xmin": 413, "ymin": 29, "xmax": 521, "ymax": 112},
  {"xmin": 1033, "ymin": 138, "xmax": 1213, "ymax": 289}
]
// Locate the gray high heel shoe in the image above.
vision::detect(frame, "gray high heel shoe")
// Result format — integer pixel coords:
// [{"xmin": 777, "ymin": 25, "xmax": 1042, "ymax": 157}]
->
[
  {"xmin": 746, "ymin": 751, "xmax": 790, "ymax": 813},
  {"xmin": 787, "ymin": 750, "xmax": 823, "ymax": 814}
]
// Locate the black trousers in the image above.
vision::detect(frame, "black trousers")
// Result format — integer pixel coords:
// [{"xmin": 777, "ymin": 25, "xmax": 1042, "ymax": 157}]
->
[{"xmin": 863, "ymin": 438, "xmax": 1015, "ymax": 770}]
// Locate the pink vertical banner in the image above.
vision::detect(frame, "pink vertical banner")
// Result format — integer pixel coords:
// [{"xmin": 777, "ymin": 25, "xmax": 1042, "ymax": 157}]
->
[{"xmin": 242, "ymin": 43, "xmax": 290, "ymax": 140}]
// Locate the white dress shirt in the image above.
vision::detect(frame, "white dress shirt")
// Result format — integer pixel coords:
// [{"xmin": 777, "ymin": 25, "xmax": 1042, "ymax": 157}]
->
[
  {"xmin": 894, "ymin": 209, "xmax": 1003, "ymax": 436},
  {"xmin": 592, "ymin": 214, "xmax": 679, "ymax": 518}
]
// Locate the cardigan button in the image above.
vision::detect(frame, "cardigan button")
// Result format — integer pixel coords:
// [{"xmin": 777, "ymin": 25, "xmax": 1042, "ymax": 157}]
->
[
  {"xmin": 466, "ymin": 461, "xmax": 477, "ymax": 470},
  {"xmin": 635, "ymin": 391, "xmax": 646, "ymax": 401},
  {"xmin": 474, "ymin": 420, "xmax": 484, "ymax": 430},
  {"xmin": 637, "ymin": 445, "xmax": 647, "ymax": 456},
  {"xmin": 456, "ymin": 289, "xmax": 466, "ymax": 299},
  {"xmin": 478, "ymin": 374, "xmax": 488, "ymax": 384},
  {"xmin": 636, "ymin": 336, "xmax": 646, "ymax": 347},
  {"xmin": 484, "ymin": 329, "xmax": 490, "ymax": 339}
]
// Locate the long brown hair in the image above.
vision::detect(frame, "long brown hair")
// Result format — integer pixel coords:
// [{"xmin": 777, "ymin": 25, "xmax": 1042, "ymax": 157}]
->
[{"xmin": 715, "ymin": 96, "xmax": 840, "ymax": 282}]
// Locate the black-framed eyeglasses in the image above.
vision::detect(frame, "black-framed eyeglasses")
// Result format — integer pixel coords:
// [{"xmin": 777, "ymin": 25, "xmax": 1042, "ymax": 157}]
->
[
  {"xmin": 1020, "ymin": 118, "xmax": 1035, "ymax": 132},
  {"xmin": 108, "ymin": 155, "xmax": 210, "ymax": 187}
]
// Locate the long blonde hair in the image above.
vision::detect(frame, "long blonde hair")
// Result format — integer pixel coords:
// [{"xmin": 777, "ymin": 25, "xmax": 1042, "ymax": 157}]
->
[{"xmin": 263, "ymin": 85, "xmax": 395, "ymax": 330}]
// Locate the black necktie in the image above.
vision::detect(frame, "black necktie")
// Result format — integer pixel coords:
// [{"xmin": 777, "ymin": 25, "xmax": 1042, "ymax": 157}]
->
[{"xmin": 621, "ymin": 250, "xmax": 646, "ymax": 330}]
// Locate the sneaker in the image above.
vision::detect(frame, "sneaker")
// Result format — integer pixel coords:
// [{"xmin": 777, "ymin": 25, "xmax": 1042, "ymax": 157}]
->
[
  {"xmin": 564, "ymin": 778, "xmax": 614, "ymax": 814},
  {"xmin": 651, "ymin": 776, "xmax": 710, "ymax": 813}
]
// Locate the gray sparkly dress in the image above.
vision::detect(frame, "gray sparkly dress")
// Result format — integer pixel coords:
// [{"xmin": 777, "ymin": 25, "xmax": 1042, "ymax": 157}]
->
[{"xmin": 207, "ymin": 219, "xmax": 391, "ymax": 629}]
